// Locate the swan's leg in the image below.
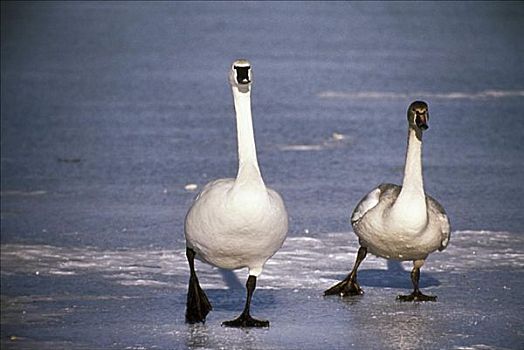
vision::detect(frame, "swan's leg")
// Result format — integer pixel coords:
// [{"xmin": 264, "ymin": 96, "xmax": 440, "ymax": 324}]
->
[
  {"xmin": 222, "ymin": 275, "xmax": 269, "ymax": 328},
  {"xmin": 324, "ymin": 246, "xmax": 367, "ymax": 296},
  {"xmin": 185, "ymin": 247, "xmax": 212, "ymax": 323},
  {"xmin": 397, "ymin": 259, "xmax": 437, "ymax": 302}
]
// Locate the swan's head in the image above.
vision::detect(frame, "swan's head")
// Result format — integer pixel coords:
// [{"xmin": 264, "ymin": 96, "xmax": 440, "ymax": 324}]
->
[
  {"xmin": 229, "ymin": 59, "xmax": 252, "ymax": 92},
  {"xmin": 407, "ymin": 101, "xmax": 429, "ymax": 131}
]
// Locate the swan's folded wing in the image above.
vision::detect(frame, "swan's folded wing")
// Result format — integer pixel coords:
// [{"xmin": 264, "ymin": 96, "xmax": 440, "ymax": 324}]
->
[
  {"xmin": 351, "ymin": 190, "xmax": 378, "ymax": 225},
  {"xmin": 427, "ymin": 195, "xmax": 451, "ymax": 251},
  {"xmin": 351, "ymin": 184, "xmax": 397, "ymax": 224},
  {"xmin": 193, "ymin": 178, "xmax": 234, "ymax": 202}
]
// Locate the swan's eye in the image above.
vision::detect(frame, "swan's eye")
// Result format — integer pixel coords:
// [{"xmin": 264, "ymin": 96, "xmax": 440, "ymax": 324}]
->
[{"xmin": 234, "ymin": 66, "xmax": 251, "ymax": 85}]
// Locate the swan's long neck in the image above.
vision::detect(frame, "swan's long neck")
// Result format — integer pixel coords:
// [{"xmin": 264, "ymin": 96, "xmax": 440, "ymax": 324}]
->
[
  {"xmin": 401, "ymin": 128, "xmax": 425, "ymax": 198},
  {"xmin": 390, "ymin": 127, "xmax": 427, "ymax": 231},
  {"xmin": 232, "ymin": 87, "xmax": 265, "ymax": 190}
]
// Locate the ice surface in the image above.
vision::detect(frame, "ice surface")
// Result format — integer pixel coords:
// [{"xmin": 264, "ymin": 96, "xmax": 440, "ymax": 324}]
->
[
  {"xmin": 2, "ymin": 2, "xmax": 524, "ymax": 349},
  {"xmin": 1, "ymin": 231, "xmax": 523, "ymax": 349}
]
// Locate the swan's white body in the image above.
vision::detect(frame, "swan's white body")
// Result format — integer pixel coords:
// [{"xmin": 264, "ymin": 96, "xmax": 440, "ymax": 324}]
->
[
  {"xmin": 351, "ymin": 125, "xmax": 450, "ymax": 261},
  {"xmin": 185, "ymin": 61, "xmax": 288, "ymax": 278}
]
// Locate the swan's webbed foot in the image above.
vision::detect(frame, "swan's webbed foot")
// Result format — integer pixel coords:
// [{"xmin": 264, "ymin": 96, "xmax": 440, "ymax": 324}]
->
[
  {"xmin": 324, "ymin": 278, "xmax": 363, "ymax": 297},
  {"xmin": 397, "ymin": 260, "xmax": 436, "ymax": 302},
  {"xmin": 397, "ymin": 290, "xmax": 437, "ymax": 302},
  {"xmin": 186, "ymin": 273, "xmax": 213, "ymax": 323},
  {"xmin": 221, "ymin": 275, "xmax": 269, "ymax": 328},
  {"xmin": 222, "ymin": 312, "xmax": 269, "ymax": 328},
  {"xmin": 185, "ymin": 247, "xmax": 212, "ymax": 324},
  {"xmin": 324, "ymin": 246, "xmax": 367, "ymax": 297}
]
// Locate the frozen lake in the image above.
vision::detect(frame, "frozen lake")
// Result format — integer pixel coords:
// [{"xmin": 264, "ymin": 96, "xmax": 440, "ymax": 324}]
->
[{"xmin": 1, "ymin": 2, "xmax": 524, "ymax": 349}]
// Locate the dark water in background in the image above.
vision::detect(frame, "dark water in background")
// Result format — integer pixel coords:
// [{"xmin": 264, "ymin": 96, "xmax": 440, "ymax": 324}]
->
[
  {"xmin": 1, "ymin": 2, "xmax": 524, "ymax": 349},
  {"xmin": 2, "ymin": 2, "xmax": 524, "ymax": 248}
]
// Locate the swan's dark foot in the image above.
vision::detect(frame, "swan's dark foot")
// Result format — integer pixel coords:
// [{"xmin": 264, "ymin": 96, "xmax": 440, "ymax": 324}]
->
[
  {"xmin": 397, "ymin": 260, "xmax": 436, "ymax": 302},
  {"xmin": 222, "ymin": 312, "xmax": 269, "ymax": 328},
  {"xmin": 324, "ymin": 246, "xmax": 367, "ymax": 297},
  {"xmin": 324, "ymin": 278, "xmax": 363, "ymax": 296},
  {"xmin": 222, "ymin": 275, "xmax": 268, "ymax": 328},
  {"xmin": 186, "ymin": 274, "xmax": 213, "ymax": 323},
  {"xmin": 397, "ymin": 290, "xmax": 437, "ymax": 302},
  {"xmin": 185, "ymin": 247, "xmax": 212, "ymax": 324}
]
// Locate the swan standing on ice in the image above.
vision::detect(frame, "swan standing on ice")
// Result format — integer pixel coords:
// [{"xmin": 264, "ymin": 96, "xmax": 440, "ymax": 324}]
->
[
  {"xmin": 184, "ymin": 59, "xmax": 288, "ymax": 327},
  {"xmin": 325, "ymin": 101, "xmax": 450, "ymax": 301}
]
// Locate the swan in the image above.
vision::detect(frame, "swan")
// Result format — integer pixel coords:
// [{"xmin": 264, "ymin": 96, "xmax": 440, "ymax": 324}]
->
[
  {"xmin": 324, "ymin": 101, "xmax": 450, "ymax": 301},
  {"xmin": 184, "ymin": 59, "xmax": 288, "ymax": 327}
]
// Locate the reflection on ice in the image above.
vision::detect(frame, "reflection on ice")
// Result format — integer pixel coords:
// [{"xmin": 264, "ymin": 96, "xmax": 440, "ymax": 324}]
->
[{"xmin": 185, "ymin": 323, "xmax": 270, "ymax": 350}]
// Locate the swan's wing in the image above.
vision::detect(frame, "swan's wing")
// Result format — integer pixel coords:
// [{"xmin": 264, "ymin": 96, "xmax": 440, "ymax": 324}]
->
[
  {"xmin": 427, "ymin": 195, "xmax": 451, "ymax": 251},
  {"xmin": 351, "ymin": 188, "xmax": 381, "ymax": 224},
  {"xmin": 351, "ymin": 183, "xmax": 399, "ymax": 224},
  {"xmin": 185, "ymin": 178, "xmax": 235, "ymax": 242},
  {"xmin": 192, "ymin": 178, "xmax": 233, "ymax": 202}
]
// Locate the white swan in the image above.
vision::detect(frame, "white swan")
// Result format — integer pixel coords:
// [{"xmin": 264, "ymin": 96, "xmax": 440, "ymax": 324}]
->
[
  {"xmin": 184, "ymin": 59, "xmax": 288, "ymax": 327},
  {"xmin": 325, "ymin": 101, "xmax": 450, "ymax": 301}
]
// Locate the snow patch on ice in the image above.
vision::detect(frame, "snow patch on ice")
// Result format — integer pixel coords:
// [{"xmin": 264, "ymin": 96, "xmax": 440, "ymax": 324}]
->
[
  {"xmin": 278, "ymin": 132, "xmax": 350, "ymax": 152},
  {"xmin": 453, "ymin": 345, "xmax": 510, "ymax": 350},
  {"xmin": 1, "ymin": 230, "xmax": 522, "ymax": 290},
  {"xmin": 279, "ymin": 144, "xmax": 324, "ymax": 151},
  {"xmin": 0, "ymin": 190, "xmax": 47, "ymax": 196},
  {"xmin": 318, "ymin": 90, "xmax": 524, "ymax": 100}
]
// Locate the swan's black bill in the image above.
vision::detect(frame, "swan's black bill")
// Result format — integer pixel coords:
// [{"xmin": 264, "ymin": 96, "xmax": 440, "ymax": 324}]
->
[
  {"xmin": 416, "ymin": 115, "xmax": 429, "ymax": 130},
  {"xmin": 234, "ymin": 66, "xmax": 251, "ymax": 84}
]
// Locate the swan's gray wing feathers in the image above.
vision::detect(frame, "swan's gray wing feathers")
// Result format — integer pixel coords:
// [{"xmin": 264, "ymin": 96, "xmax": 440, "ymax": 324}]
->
[{"xmin": 426, "ymin": 195, "xmax": 451, "ymax": 251}]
